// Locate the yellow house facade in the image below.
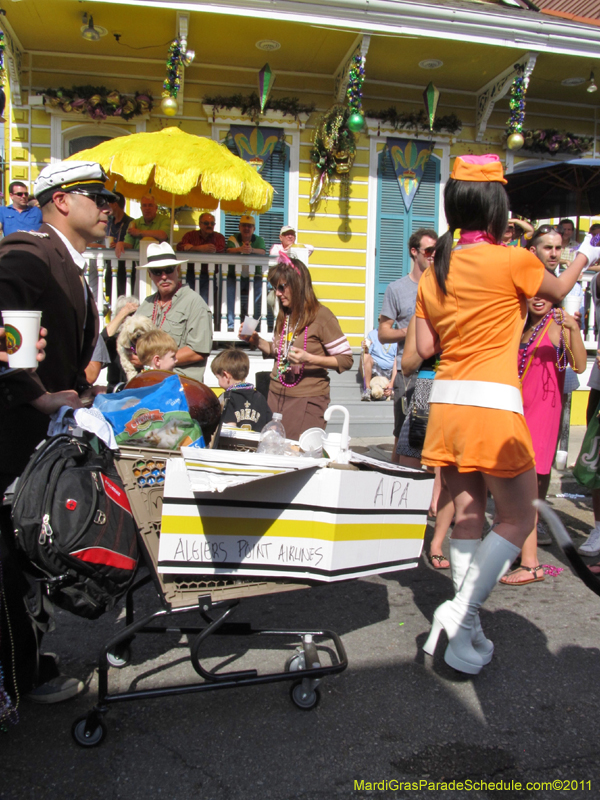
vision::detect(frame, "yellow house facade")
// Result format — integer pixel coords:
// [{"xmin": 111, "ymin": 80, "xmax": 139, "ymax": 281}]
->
[{"xmin": 2, "ymin": 0, "xmax": 600, "ymax": 356}]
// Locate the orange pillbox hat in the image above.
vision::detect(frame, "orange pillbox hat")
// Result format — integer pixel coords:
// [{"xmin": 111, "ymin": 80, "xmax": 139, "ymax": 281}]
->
[{"xmin": 450, "ymin": 154, "xmax": 507, "ymax": 185}]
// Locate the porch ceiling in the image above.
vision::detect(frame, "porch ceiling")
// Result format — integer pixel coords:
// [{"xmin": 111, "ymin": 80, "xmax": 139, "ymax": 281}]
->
[{"xmin": 2, "ymin": 0, "xmax": 600, "ymax": 107}]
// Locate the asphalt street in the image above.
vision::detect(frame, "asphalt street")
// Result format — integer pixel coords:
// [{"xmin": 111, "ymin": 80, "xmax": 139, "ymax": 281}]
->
[{"xmin": 3, "ymin": 431, "xmax": 600, "ymax": 800}]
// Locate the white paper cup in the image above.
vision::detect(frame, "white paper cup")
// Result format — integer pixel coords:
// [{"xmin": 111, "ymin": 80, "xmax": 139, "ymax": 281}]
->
[
  {"xmin": 104, "ymin": 236, "xmax": 115, "ymax": 249},
  {"xmin": 240, "ymin": 316, "xmax": 259, "ymax": 336},
  {"xmin": 555, "ymin": 450, "xmax": 568, "ymax": 470},
  {"xmin": 1, "ymin": 310, "xmax": 42, "ymax": 368},
  {"xmin": 562, "ymin": 295, "xmax": 581, "ymax": 316},
  {"xmin": 299, "ymin": 427, "xmax": 325, "ymax": 456}
]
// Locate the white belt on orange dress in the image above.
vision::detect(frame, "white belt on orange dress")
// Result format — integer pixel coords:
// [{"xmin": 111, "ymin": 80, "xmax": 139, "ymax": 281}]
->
[{"xmin": 429, "ymin": 380, "xmax": 523, "ymax": 415}]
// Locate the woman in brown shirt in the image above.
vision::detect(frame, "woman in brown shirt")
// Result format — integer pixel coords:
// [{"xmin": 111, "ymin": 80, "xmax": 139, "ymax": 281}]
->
[{"xmin": 240, "ymin": 255, "xmax": 353, "ymax": 440}]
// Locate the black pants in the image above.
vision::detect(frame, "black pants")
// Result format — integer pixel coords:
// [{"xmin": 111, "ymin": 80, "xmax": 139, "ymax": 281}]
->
[{"xmin": 0, "ymin": 477, "xmax": 56, "ymax": 700}]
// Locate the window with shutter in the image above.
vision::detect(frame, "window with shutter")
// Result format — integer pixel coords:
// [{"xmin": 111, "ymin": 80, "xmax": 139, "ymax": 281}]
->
[
  {"xmin": 221, "ymin": 137, "xmax": 289, "ymax": 250},
  {"xmin": 374, "ymin": 147, "xmax": 440, "ymax": 321}
]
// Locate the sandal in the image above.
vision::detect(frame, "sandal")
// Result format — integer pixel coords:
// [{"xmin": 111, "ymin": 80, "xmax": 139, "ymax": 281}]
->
[
  {"xmin": 500, "ymin": 564, "xmax": 545, "ymax": 586},
  {"xmin": 427, "ymin": 553, "xmax": 450, "ymax": 570}
]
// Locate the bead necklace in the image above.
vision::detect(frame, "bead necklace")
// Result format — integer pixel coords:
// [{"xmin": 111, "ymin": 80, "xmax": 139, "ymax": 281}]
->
[
  {"xmin": 277, "ymin": 316, "xmax": 308, "ymax": 388},
  {"xmin": 518, "ymin": 309, "xmax": 576, "ymax": 379},
  {"xmin": 151, "ymin": 284, "xmax": 181, "ymax": 328},
  {"xmin": 518, "ymin": 311, "xmax": 553, "ymax": 379},
  {"xmin": 553, "ymin": 308, "xmax": 575, "ymax": 373},
  {"xmin": 228, "ymin": 382, "xmax": 254, "ymax": 392}
]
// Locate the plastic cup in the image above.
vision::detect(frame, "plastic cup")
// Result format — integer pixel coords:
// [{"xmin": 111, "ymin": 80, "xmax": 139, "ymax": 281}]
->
[
  {"xmin": 555, "ymin": 450, "xmax": 568, "ymax": 470},
  {"xmin": 322, "ymin": 432, "xmax": 344, "ymax": 460},
  {"xmin": 1, "ymin": 310, "xmax": 42, "ymax": 368},
  {"xmin": 562, "ymin": 295, "xmax": 581, "ymax": 316},
  {"xmin": 104, "ymin": 236, "xmax": 115, "ymax": 249},
  {"xmin": 241, "ymin": 316, "xmax": 259, "ymax": 336},
  {"xmin": 299, "ymin": 427, "xmax": 325, "ymax": 457}
]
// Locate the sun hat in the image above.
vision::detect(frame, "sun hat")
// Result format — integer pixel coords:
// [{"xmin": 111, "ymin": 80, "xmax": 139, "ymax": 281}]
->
[
  {"xmin": 280, "ymin": 224, "xmax": 296, "ymax": 235},
  {"xmin": 240, "ymin": 215, "xmax": 255, "ymax": 225},
  {"xmin": 137, "ymin": 242, "xmax": 187, "ymax": 269}
]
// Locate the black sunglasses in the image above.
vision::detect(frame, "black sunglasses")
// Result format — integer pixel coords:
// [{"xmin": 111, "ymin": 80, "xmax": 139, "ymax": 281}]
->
[
  {"xmin": 536, "ymin": 225, "xmax": 562, "ymax": 236},
  {"xmin": 67, "ymin": 190, "xmax": 111, "ymax": 209},
  {"xmin": 11, "ymin": 191, "xmax": 28, "ymax": 197},
  {"xmin": 149, "ymin": 266, "xmax": 177, "ymax": 277},
  {"xmin": 272, "ymin": 282, "xmax": 288, "ymax": 293},
  {"xmin": 418, "ymin": 246, "xmax": 436, "ymax": 257}
]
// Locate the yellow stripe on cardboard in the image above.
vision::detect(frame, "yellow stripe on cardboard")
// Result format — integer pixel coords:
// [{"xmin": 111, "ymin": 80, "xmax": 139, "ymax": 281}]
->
[{"xmin": 161, "ymin": 515, "xmax": 426, "ymax": 542}]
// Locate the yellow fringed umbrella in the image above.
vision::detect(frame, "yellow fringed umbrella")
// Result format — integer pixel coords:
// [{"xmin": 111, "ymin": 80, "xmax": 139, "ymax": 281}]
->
[{"xmin": 67, "ymin": 127, "xmax": 273, "ymax": 215}]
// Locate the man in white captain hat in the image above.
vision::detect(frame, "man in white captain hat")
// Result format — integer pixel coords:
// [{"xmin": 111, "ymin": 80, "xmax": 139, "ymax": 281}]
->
[
  {"xmin": 226, "ymin": 214, "xmax": 266, "ymax": 331},
  {"xmin": 136, "ymin": 241, "xmax": 213, "ymax": 383},
  {"xmin": 0, "ymin": 160, "xmax": 115, "ymax": 704}
]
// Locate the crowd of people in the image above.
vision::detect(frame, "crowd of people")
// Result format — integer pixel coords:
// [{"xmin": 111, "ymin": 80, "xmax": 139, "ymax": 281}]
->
[{"xmin": 2, "ymin": 150, "xmax": 600, "ymax": 711}]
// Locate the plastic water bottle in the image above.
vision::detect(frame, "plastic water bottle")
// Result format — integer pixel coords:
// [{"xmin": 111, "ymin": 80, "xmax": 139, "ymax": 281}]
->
[{"xmin": 257, "ymin": 412, "xmax": 286, "ymax": 455}]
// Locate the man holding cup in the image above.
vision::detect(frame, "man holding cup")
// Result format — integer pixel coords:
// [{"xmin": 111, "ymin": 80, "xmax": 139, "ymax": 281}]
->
[{"xmin": 0, "ymin": 160, "xmax": 114, "ymax": 704}]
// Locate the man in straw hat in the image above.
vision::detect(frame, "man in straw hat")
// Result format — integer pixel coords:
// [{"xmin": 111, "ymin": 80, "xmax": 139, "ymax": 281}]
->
[
  {"xmin": 136, "ymin": 242, "xmax": 213, "ymax": 382},
  {"xmin": 0, "ymin": 159, "xmax": 115, "ymax": 704}
]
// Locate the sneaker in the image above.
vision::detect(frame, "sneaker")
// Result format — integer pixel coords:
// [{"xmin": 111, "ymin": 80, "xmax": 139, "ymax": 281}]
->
[
  {"xmin": 578, "ymin": 527, "xmax": 600, "ymax": 557},
  {"xmin": 361, "ymin": 389, "xmax": 371, "ymax": 401},
  {"xmin": 26, "ymin": 675, "xmax": 84, "ymax": 705},
  {"xmin": 536, "ymin": 521, "xmax": 552, "ymax": 546}
]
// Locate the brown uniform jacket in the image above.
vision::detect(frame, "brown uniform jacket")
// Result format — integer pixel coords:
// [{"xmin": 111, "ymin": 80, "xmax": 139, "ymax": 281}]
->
[{"xmin": 0, "ymin": 223, "xmax": 98, "ymax": 479}]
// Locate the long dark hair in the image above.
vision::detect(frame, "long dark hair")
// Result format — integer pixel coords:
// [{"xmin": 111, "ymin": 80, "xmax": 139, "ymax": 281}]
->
[
  {"xmin": 268, "ymin": 257, "xmax": 320, "ymax": 335},
  {"xmin": 434, "ymin": 178, "xmax": 509, "ymax": 295}
]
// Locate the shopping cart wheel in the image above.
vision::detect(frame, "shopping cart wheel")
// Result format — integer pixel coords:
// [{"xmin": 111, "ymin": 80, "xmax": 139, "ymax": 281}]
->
[
  {"xmin": 72, "ymin": 714, "xmax": 107, "ymax": 748},
  {"xmin": 290, "ymin": 680, "xmax": 320, "ymax": 710},
  {"xmin": 106, "ymin": 644, "xmax": 132, "ymax": 668},
  {"xmin": 285, "ymin": 652, "xmax": 306, "ymax": 673}
]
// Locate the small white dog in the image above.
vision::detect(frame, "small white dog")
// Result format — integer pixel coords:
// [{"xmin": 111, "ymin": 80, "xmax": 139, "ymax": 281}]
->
[{"xmin": 116, "ymin": 315, "xmax": 156, "ymax": 382}]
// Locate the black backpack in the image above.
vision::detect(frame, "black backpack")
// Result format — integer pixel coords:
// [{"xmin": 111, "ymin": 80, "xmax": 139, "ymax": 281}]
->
[{"xmin": 11, "ymin": 434, "xmax": 139, "ymax": 619}]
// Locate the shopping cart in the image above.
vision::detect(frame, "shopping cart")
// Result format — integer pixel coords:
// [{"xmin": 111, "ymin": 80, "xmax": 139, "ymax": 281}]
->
[
  {"xmin": 72, "ymin": 444, "xmax": 431, "ymax": 747},
  {"xmin": 71, "ymin": 445, "xmax": 349, "ymax": 747}
]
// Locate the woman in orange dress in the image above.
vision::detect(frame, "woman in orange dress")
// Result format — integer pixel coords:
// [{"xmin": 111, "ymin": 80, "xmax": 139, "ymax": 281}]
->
[{"xmin": 416, "ymin": 154, "xmax": 599, "ymax": 675}]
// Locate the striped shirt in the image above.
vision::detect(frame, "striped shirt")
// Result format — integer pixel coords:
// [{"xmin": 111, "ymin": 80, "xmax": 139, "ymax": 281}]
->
[{"xmin": 269, "ymin": 305, "xmax": 353, "ymax": 398}]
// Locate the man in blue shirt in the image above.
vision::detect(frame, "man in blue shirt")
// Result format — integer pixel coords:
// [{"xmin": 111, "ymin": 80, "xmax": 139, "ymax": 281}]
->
[{"xmin": 0, "ymin": 181, "xmax": 43, "ymax": 235}]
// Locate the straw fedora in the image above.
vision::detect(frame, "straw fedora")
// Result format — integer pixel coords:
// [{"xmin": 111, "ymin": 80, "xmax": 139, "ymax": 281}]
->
[{"xmin": 137, "ymin": 242, "xmax": 187, "ymax": 269}]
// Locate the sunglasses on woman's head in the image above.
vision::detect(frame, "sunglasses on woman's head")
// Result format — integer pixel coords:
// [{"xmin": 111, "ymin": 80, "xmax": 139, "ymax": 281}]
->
[{"xmin": 149, "ymin": 266, "xmax": 177, "ymax": 276}]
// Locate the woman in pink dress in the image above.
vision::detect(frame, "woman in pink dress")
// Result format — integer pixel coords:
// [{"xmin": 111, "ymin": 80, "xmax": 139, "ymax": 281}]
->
[{"xmin": 501, "ymin": 294, "xmax": 586, "ymax": 584}]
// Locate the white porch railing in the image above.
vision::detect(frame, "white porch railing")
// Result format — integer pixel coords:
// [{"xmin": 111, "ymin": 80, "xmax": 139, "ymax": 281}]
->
[
  {"xmin": 83, "ymin": 251, "xmax": 600, "ymax": 351},
  {"xmin": 83, "ymin": 250, "xmax": 273, "ymax": 341}
]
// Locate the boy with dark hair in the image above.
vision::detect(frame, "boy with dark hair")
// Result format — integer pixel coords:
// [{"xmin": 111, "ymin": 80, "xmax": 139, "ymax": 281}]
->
[{"xmin": 211, "ymin": 349, "xmax": 272, "ymax": 431}]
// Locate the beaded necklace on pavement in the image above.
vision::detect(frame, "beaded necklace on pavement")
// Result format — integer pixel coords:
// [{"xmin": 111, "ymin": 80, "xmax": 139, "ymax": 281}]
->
[{"xmin": 277, "ymin": 315, "xmax": 308, "ymax": 388}]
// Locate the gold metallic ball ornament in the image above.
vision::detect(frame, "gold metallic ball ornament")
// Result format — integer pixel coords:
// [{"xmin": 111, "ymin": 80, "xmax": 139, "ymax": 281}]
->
[
  {"xmin": 507, "ymin": 132, "xmax": 524, "ymax": 150},
  {"xmin": 347, "ymin": 112, "xmax": 365, "ymax": 133},
  {"xmin": 161, "ymin": 96, "xmax": 178, "ymax": 116}
]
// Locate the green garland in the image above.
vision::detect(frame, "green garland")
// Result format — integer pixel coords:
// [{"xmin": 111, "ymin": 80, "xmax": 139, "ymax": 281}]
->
[
  {"xmin": 506, "ymin": 66, "xmax": 528, "ymax": 136},
  {"xmin": 521, "ymin": 128, "xmax": 593, "ymax": 155},
  {"xmin": 366, "ymin": 107, "xmax": 462, "ymax": 134},
  {"xmin": 40, "ymin": 86, "xmax": 153, "ymax": 120},
  {"xmin": 204, "ymin": 92, "xmax": 315, "ymax": 120}
]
